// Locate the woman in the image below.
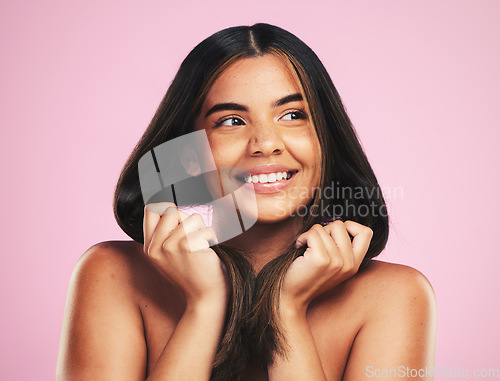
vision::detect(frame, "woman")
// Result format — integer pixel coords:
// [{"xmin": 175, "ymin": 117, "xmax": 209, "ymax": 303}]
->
[{"xmin": 57, "ymin": 23, "xmax": 437, "ymax": 380}]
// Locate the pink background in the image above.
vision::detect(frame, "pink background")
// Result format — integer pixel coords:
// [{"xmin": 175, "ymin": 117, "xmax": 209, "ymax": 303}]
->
[{"xmin": 1, "ymin": 0, "xmax": 499, "ymax": 379}]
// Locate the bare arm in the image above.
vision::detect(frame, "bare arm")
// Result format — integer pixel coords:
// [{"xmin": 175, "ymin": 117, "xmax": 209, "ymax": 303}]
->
[
  {"xmin": 56, "ymin": 244, "xmax": 148, "ymax": 381},
  {"xmin": 268, "ymin": 304, "xmax": 328, "ymax": 380},
  {"xmin": 57, "ymin": 203, "xmax": 229, "ymax": 380},
  {"xmin": 147, "ymin": 298, "xmax": 227, "ymax": 380}
]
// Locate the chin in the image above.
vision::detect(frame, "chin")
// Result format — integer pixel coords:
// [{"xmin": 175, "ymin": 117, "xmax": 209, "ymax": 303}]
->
[
  {"xmin": 254, "ymin": 213, "xmax": 292, "ymax": 224},
  {"xmin": 252, "ymin": 200, "xmax": 310, "ymax": 225}
]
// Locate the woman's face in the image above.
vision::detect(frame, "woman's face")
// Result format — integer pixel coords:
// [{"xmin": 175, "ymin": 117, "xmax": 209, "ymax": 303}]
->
[{"xmin": 194, "ymin": 54, "xmax": 321, "ymax": 223}]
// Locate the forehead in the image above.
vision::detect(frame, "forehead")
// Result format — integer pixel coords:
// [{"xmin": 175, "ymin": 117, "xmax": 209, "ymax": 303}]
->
[{"xmin": 203, "ymin": 55, "xmax": 302, "ymax": 104}]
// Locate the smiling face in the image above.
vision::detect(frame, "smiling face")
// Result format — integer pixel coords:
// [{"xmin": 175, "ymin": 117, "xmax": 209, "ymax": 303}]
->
[{"xmin": 194, "ymin": 54, "xmax": 321, "ymax": 223}]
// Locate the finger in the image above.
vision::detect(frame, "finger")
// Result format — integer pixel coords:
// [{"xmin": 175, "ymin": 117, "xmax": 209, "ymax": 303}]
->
[
  {"xmin": 171, "ymin": 212, "xmax": 208, "ymax": 236},
  {"xmin": 144, "ymin": 205, "xmax": 161, "ymax": 253},
  {"xmin": 295, "ymin": 228, "xmax": 329, "ymax": 266},
  {"xmin": 323, "ymin": 220, "xmax": 352, "ymax": 253},
  {"xmin": 323, "ymin": 220, "xmax": 354, "ymax": 268},
  {"xmin": 144, "ymin": 203, "xmax": 179, "ymax": 254},
  {"xmin": 147, "ymin": 205, "xmax": 188, "ymax": 255},
  {"xmin": 295, "ymin": 228, "xmax": 310, "ymax": 248},
  {"xmin": 145, "ymin": 202, "xmax": 176, "ymax": 216},
  {"xmin": 309, "ymin": 224, "xmax": 339, "ymax": 256},
  {"xmin": 146, "ymin": 202, "xmax": 190, "ymax": 220},
  {"xmin": 343, "ymin": 221, "xmax": 374, "ymax": 266},
  {"xmin": 164, "ymin": 213, "xmax": 210, "ymax": 252},
  {"xmin": 184, "ymin": 227, "xmax": 219, "ymax": 252},
  {"xmin": 310, "ymin": 224, "xmax": 346, "ymax": 271}
]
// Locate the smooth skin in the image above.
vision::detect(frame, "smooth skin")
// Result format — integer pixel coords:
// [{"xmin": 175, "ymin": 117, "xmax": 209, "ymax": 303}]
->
[{"xmin": 57, "ymin": 55, "xmax": 437, "ymax": 380}]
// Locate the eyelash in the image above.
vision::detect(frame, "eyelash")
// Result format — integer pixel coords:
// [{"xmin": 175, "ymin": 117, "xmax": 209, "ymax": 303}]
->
[{"xmin": 213, "ymin": 108, "xmax": 309, "ymax": 128}]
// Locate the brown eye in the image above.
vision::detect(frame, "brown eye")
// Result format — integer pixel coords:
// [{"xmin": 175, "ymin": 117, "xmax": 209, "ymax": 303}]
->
[
  {"xmin": 281, "ymin": 110, "xmax": 308, "ymax": 121},
  {"xmin": 216, "ymin": 117, "xmax": 245, "ymax": 127}
]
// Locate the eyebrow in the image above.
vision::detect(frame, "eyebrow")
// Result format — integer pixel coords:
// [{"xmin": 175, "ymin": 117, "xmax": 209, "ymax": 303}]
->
[
  {"xmin": 204, "ymin": 92, "xmax": 304, "ymax": 118},
  {"xmin": 204, "ymin": 103, "xmax": 247, "ymax": 118},
  {"xmin": 273, "ymin": 92, "xmax": 303, "ymax": 107}
]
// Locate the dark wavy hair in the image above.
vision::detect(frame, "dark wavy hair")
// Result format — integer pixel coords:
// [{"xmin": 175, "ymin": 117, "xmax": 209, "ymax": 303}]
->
[{"xmin": 113, "ymin": 23, "xmax": 389, "ymax": 380}]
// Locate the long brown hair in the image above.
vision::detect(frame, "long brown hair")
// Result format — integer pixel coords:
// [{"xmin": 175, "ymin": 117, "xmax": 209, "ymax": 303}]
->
[{"xmin": 113, "ymin": 23, "xmax": 389, "ymax": 380}]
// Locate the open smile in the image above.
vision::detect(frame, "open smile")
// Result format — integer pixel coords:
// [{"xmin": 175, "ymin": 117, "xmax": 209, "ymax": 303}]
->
[
  {"xmin": 234, "ymin": 165, "xmax": 299, "ymax": 194},
  {"xmin": 237, "ymin": 170, "xmax": 297, "ymax": 184}
]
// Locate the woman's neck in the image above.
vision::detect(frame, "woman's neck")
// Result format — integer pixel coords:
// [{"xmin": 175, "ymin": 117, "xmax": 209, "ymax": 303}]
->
[{"xmin": 225, "ymin": 216, "xmax": 304, "ymax": 273}]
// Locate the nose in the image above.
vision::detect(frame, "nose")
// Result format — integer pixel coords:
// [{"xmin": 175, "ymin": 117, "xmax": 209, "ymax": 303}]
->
[{"xmin": 246, "ymin": 122, "xmax": 286, "ymax": 157}]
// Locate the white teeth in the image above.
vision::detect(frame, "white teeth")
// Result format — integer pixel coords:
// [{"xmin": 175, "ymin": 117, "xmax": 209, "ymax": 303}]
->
[{"xmin": 244, "ymin": 171, "xmax": 293, "ymax": 184}]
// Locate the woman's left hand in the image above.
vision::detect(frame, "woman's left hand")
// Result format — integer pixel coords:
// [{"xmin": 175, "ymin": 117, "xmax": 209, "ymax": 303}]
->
[{"xmin": 280, "ymin": 220, "xmax": 373, "ymax": 314}]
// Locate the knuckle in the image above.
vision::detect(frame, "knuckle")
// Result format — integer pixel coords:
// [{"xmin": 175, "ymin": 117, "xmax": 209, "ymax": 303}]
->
[
  {"xmin": 161, "ymin": 238, "xmax": 178, "ymax": 254},
  {"xmin": 147, "ymin": 241, "xmax": 157, "ymax": 254},
  {"xmin": 311, "ymin": 229, "xmax": 322, "ymax": 239},
  {"xmin": 350, "ymin": 266, "xmax": 359, "ymax": 276},
  {"xmin": 312, "ymin": 224, "xmax": 324, "ymax": 231},
  {"xmin": 343, "ymin": 259, "xmax": 355, "ymax": 274},
  {"xmin": 346, "ymin": 257, "xmax": 355, "ymax": 269},
  {"xmin": 206, "ymin": 227, "xmax": 218, "ymax": 243},
  {"xmin": 178, "ymin": 237, "xmax": 192, "ymax": 252},
  {"xmin": 345, "ymin": 265, "xmax": 358, "ymax": 277},
  {"xmin": 365, "ymin": 226, "xmax": 374, "ymax": 238},
  {"xmin": 314, "ymin": 253, "xmax": 331, "ymax": 269},
  {"xmin": 149, "ymin": 242, "xmax": 164, "ymax": 259},
  {"xmin": 147, "ymin": 202, "xmax": 177, "ymax": 216},
  {"xmin": 330, "ymin": 255, "xmax": 343, "ymax": 269},
  {"xmin": 164, "ymin": 204, "xmax": 179, "ymax": 214},
  {"xmin": 190, "ymin": 213, "xmax": 205, "ymax": 226}
]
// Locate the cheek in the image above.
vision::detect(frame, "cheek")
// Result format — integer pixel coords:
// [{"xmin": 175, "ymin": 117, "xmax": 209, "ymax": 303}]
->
[
  {"xmin": 207, "ymin": 136, "xmax": 245, "ymax": 167},
  {"xmin": 286, "ymin": 130, "xmax": 321, "ymax": 169},
  {"xmin": 304, "ymin": 130, "xmax": 322, "ymax": 175}
]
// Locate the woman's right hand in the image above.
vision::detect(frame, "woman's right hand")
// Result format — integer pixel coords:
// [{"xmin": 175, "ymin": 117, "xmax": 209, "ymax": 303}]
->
[
  {"xmin": 143, "ymin": 202, "xmax": 229, "ymax": 308},
  {"xmin": 142, "ymin": 202, "xmax": 230, "ymax": 380}
]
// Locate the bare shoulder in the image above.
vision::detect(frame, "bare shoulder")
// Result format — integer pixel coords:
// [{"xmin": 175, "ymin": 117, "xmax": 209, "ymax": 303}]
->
[
  {"xmin": 74, "ymin": 240, "xmax": 144, "ymax": 279},
  {"xmin": 311, "ymin": 259, "xmax": 436, "ymax": 322},
  {"xmin": 68, "ymin": 240, "xmax": 183, "ymax": 317},
  {"xmin": 77, "ymin": 240, "xmax": 144, "ymax": 267},
  {"xmin": 307, "ymin": 260, "xmax": 437, "ymax": 380},
  {"xmin": 57, "ymin": 241, "xmax": 154, "ymax": 380},
  {"xmin": 354, "ymin": 259, "xmax": 437, "ymax": 316},
  {"xmin": 357, "ymin": 259, "xmax": 435, "ymax": 290},
  {"xmin": 68, "ymin": 241, "xmax": 145, "ymax": 298},
  {"xmin": 339, "ymin": 260, "xmax": 437, "ymax": 380}
]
